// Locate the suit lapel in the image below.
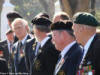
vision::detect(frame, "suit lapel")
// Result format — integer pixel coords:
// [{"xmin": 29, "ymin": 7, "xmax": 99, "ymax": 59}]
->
[
  {"xmin": 41, "ymin": 37, "xmax": 51, "ymax": 50},
  {"xmin": 83, "ymin": 34, "xmax": 97, "ymax": 65},
  {"xmin": 56, "ymin": 43, "xmax": 78, "ymax": 74},
  {"xmin": 3, "ymin": 40, "xmax": 9, "ymax": 62}
]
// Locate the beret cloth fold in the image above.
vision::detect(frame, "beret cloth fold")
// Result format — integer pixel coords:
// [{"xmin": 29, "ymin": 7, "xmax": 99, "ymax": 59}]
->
[
  {"xmin": 51, "ymin": 21, "xmax": 73, "ymax": 31},
  {"xmin": 73, "ymin": 12, "xmax": 99, "ymax": 27},
  {"xmin": 31, "ymin": 17, "xmax": 52, "ymax": 27}
]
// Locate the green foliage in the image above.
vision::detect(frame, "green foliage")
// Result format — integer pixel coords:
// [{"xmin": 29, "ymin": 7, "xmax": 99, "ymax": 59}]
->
[{"xmin": 11, "ymin": 0, "xmax": 45, "ymax": 30}]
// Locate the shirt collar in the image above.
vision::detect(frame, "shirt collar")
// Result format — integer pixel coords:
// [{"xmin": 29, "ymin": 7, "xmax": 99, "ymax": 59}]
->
[
  {"xmin": 61, "ymin": 41, "xmax": 76, "ymax": 58},
  {"xmin": 20, "ymin": 34, "xmax": 28, "ymax": 45},
  {"xmin": 40, "ymin": 36, "xmax": 50, "ymax": 47},
  {"xmin": 84, "ymin": 34, "xmax": 96, "ymax": 52}
]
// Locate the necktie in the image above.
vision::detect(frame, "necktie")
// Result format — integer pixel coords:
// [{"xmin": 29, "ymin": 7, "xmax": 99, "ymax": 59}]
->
[
  {"xmin": 54, "ymin": 54, "xmax": 62, "ymax": 75},
  {"xmin": 18, "ymin": 41, "xmax": 24, "ymax": 61},
  {"xmin": 35, "ymin": 42, "xmax": 41, "ymax": 56},
  {"xmin": 80, "ymin": 49, "xmax": 85, "ymax": 64},
  {"xmin": 9, "ymin": 42, "xmax": 13, "ymax": 53},
  {"xmin": 57, "ymin": 54, "xmax": 62, "ymax": 64}
]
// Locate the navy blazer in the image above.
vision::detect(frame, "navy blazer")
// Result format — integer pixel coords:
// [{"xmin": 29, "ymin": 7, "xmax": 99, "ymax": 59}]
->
[
  {"xmin": 0, "ymin": 40, "xmax": 9, "ymax": 62},
  {"xmin": 56, "ymin": 43, "xmax": 83, "ymax": 75},
  {"xmin": 31, "ymin": 37, "xmax": 60, "ymax": 75},
  {"xmin": 13, "ymin": 35, "xmax": 32, "ymax": 73},
  {"xmin": 24, "ymin": 38, "xmax": 36, "ymax": 72},
  {"xmin": 82, "ymin": 33, "xmax": 100, "ymax": 75},
  {"xmin": 0, "ymin": 58, "xmax": 9, "ymax": 74}
]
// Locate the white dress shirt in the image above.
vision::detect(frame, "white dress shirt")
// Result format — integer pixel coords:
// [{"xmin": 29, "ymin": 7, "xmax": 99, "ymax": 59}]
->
[
  {"xmin": 20, "ymin": 34, "xmax": 28, "ymax": 45},
  {"xmin": 7, "ymin": 40, "xmax": 13, "ymax": 53},
  {"xmin": 81, "ymin": 34, "xmax": 95, "ymax": 64},
  {"xmin": 40, "ymin": 36, "xmax": 50, "ymax": 48},
  {"xmin": 35, "ymin": 36, "xmax": 50, "ymax": 56}
]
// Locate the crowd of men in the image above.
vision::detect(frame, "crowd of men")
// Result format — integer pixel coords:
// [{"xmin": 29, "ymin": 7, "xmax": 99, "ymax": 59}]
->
[{"xmin": 0, "ymin": 11, "xmax": 100, "ymax": 75}]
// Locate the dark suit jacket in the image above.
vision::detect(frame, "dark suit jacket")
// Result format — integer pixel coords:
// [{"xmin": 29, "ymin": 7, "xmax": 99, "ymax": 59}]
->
[
  {"xmin": 24, "ymin": 38, "xmax": 36, "ymax": 72},
  {"xmin": 31, "ymin": 37, "xmax": 60, "ymax": 75},
  {"xmin": 0, "ymin": 58, "xmax": 9, "ymax": 74},
  {"xmin": 83, "ymin": 33, "xmax": 100, "ymax": 75},
  {"xmin": 0, "ymin": 40, "xmax": 9, "ymax": 63},
  {"xmin": 13, "ymin": 35, "xmax": 32, "ymax": 73},
  {"xmin": 0, "ymin": 40, "xmax": 16, "ymax": 73},
  {"xmin": 14, "ymin": 35, "xmax": 19, "ymax": 43},
  {"xmin": 56, "ymin": 42, "xmax": 83, "ymax": 75}
]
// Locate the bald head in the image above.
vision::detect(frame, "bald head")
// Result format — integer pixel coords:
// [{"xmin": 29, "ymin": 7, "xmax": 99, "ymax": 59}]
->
[{"xmin": 53, "ymin": 12, "xmax": 69, "ymax": 23}]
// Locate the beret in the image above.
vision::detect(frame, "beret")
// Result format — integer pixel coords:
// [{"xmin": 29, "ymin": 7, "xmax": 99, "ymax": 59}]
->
[
  {"xmin": 73, "ymin": 12, "xmax": 99, "ymax": 27},
  {"xmin": 7, "ymin": 11, "xmax": 22, "ymax": 19},
  {"xmin": 31, "ymin": 17, "xmax": 52, "ymax": 27},
  {"xmin": 51, "ymin": 21, "xmax": 73, "ymax": 31}
]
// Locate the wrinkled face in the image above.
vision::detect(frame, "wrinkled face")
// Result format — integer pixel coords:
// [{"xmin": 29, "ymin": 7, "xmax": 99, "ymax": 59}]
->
[
  {"xmin": 72, "ymin": 23, "xmax": 82, "ymax": 43},
  {"xmin": 13, "ymin": 21, "xmax": 27, "ymax": 39},
  {"xmin": 52, "ymin": 30, "xmax": 63, "ymax": 51}
]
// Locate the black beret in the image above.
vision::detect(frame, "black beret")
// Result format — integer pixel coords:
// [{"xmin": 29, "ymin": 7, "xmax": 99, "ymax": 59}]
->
[
  {"xmin": 51, "ymin": 21, "xmax": 73, "ymax": 31},
  {"xmin": 7, "ymin": 11, "xmax": 22, "ymax": 19},
  {"xmin": 31, "ymin": 17, "xmax": 52, "ymax": 27},
  {"xmin": 73, "ymin": 12, "xmax": 99, "ymax": 27}
]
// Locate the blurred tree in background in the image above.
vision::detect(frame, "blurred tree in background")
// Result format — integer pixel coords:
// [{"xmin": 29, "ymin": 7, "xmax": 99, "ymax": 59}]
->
[
  {"xmin": 11, "ymin": 0, "xmax": 57, "ymax": 30},
  {"xmin": 0, "ymin": 0, "xmax": 4, "ymax": 39},
  {"xmin": 11, "ymin": 0, "xmax": 56, "ymax": 30},
  {"xmin": 1, "ymin": 0, "xmax": 100, "ymax": 29},
  {"xmin": 11, "ymin": 0, "xmax": 45, "ymax": 27},
  {"xmin": 60, "ymin": 0, "xmax": 95, "ymax": 17}
]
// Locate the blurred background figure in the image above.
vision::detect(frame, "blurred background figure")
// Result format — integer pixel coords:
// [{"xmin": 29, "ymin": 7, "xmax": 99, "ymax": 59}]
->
[
  {"xmin": 0, "ymin": 58, "xmax": 9, "ymax": 74},
  {"xmin": 34, "ymin": 12, "xmax": 49, "ymax": 19},
  {"xmin": 52, "ymin": 12, "xmax": 70, "ymax": 23},
  {"xmin": 7, "ymin": 11, "xmax": 22, "ymax": 43},
  {"xmin": 0, "ymin": 29, "xmax": 14, "ymax": 73},
  {"xmin": 11, "ymin": 18, "xmax": 32, "ymax": 74}
]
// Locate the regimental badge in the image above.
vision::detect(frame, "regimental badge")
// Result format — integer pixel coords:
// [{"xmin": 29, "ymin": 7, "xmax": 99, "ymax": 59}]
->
[
  {"xmin": 56, "ymin": 58, "xmax": 65, "ymax": 70},
  {"xmin": 20, "ymin": 52, "xmax": 25, "ymax": 58},
  {"xmin": 19, "ymin": 46, "xmax": 24, "ymax": 58},
  {"xmin": 38, "ymin": 49, "xmax": 42, "ymax": 54},
  {"xmin": 34, "ymin": 60, "xmax": 41, "ymax": 71},
  {"xmin": 32, "ymin": 43, "xmax": 37, "ymax": 51},
  {"xmin": 58, "ymin": 70, "xmax": 65, "ymax": 75}
]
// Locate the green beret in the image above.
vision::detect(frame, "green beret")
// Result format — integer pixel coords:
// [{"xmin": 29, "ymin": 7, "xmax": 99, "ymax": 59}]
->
[
  {"xmin": 51, "ymin": 21, "xmax": 73, "ymax": 31},
  {"xmin": 73, "ymin": 12, "xmax": 99, "ymax": 27}
]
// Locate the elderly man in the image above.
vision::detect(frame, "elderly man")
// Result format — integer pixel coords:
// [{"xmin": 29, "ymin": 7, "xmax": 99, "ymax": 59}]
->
[
  {"xmin": 11, "ymin": 18, "xmax": 32, "ymax": 74},
  {"xmin": 72, "ymin": 12, "xmax": 100, "ymax": 75},
  {"xmin": 7, "ymin": 11, "xmax": 23, "ymax": 43},
  {"xmin": 0, "ymin": 29, "xmax": 14, "ymax": 72},
  {"xmin": 51, "ymin": 21, "xmax": 83, "ymax": 75}
]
